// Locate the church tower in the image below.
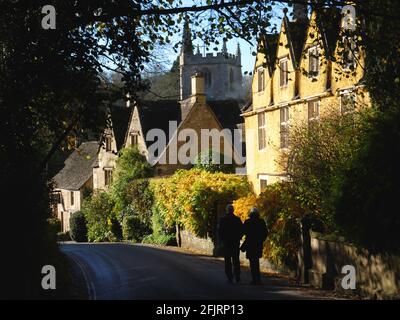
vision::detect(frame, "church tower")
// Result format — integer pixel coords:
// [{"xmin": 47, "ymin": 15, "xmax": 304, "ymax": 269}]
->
[
  {"xmin": 292, "ymin": 3, "xmax": 308, "ymax": 22},
  {"xmin": 179, "ymin": 19, "xmax": 243, "ymax": 101}
]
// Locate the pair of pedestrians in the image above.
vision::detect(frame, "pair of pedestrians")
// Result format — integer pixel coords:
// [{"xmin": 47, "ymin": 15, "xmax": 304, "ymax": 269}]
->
[{"xmin": 218, "ymin": 204, "xmax": 268, "ymax": 285}]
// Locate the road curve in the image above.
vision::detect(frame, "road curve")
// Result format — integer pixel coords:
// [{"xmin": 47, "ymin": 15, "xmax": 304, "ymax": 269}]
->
[{"xmin": 61, "ymin": 243, "xmax": 329, "ymax": 300}]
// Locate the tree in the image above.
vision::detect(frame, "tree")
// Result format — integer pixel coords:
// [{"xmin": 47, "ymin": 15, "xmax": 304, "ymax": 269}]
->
[{"xmin": 110, "ymin": 147, "xmax": 154, "ymax": 241}]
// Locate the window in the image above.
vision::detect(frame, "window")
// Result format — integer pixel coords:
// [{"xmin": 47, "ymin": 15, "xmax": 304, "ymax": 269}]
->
[
  {"xmin": 70, "ymin": 191, "xmax": 74, "ymax": 206},
  {"xmin": 203, "ymin": 68, "xmax": 212, "ymax": 88},
  {"xmin": 308, "ymin": 100, "xmax": 320, "ymax": 123},
  {"xmin": 104, "ymin": 169, "xmax": 113, "ymax": 186},
  {"xmin": 341, "ymin": 92, "xmax": 356, "ymax": 114},
  {"xmin": 257, "ymin": 67, "xmax": 265, "ymax": 92},
  {"xmin": 343, "ymin": 36, "xmax": 357, "ymax": 70},
  {"xmin": 308, "ymin": 46, "xmax": 319, "ymax": 77},
  {"xmin": 130, "ymin": 133, "xmax": 138, "ymax": 146},
  {"xmin": 260, "ymin": 179, "xmax": 268, "ymax": 192},
  {"xmin": 257, "ymin": 112, "xmax": 266, "ymax": 151},
  {"xmin": 279, "ymin": 58, "xmax": 288, "ymax": 87},
  {"xmin": 229, "ymin": 68, "xmax": 234, "ymax": 91},
  {"xmin": 105, "ymin": 136, "xmax": 112, "ymax": 152},
  {"xmin": 280, "ymin": 106, "xmax": 290, "ymax": 149}
]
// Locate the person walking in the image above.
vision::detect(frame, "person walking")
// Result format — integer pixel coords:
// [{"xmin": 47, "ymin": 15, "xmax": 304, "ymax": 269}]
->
[
  {"xmin": 242, "ymin": 207, "xmax": 268, "ymax": 285},
  {"xmin": 218, "ymin": 204, "xmax": 243, "ymax": 283}
]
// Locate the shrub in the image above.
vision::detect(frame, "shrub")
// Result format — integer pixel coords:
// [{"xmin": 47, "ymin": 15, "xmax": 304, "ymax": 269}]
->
[
  {"xmin": 152, "ymin": 168, "xmax": 252, "ymax": 237},
  {"xmin": 122, "ymin": 214, "xmax": 151, "ymax": 242},
  {"xmin": 256, "ymin": 182, "xmax": 304, "ymax": 269},
  {"xmin": 194, "ymin": 149, "xmax": 235, "ymax": 173},
  {"xmin": 57, "ymin": 231, "xmax": 71, "ymax": 242},
  {"xmin": 142, "ymin": 234, "xmax": 177, "ymax": 246},
  {"xmin": 111, "ymin": 146, "xmax": 154, "ymax": 234},
  {"xmin": 82, "ymin": 192, "xmax": 116, "ymax": 242},
  {"xmin": 47, "ymin": 217, "xmax": 61, "ymax": 236},
  {"xmin": 332, "ymin": 107, "xmax": 400, "ymax": 253},
  {"xmin": 69, "ymin": 211, "xmax": 88, "ymax": 242}
]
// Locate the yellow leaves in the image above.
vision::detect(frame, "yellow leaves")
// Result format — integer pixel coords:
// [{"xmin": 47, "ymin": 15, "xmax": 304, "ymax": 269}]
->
[
  {"xmin": 151, "ymin": 168, "xmax": 252, "ymax": 235},
  {"xmin": 233, "ymin": 194, "xmax": 257, "ymax": 222}
]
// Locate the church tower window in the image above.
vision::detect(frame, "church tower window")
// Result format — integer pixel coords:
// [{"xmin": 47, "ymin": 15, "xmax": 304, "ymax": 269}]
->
[
  {"xmin": 203, "ymin": 69, "xmax": 212, "ymax": 88},
  {"xmin": 230, "ymin": 68, "xmax": 234, "ymax": 91}
]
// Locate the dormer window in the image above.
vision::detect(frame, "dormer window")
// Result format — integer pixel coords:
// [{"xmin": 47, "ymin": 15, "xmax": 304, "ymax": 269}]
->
[
  {"xmin": 279, "ymin": 58, "xmax": 289, "ymax": 87},
  {"xmin": 105, "ymin": 136, "xmax": 112, "ymax": 152},
  {"xmin": 257, "ymin": 67, "xmax": 265, "ymax": 92},
  {"xmin": 308, "ymin": 46, "xmax": 320, "ymax": 78}
]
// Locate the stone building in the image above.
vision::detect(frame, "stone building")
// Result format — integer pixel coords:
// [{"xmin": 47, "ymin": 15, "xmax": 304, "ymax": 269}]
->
[
  {"xmin": 179, "ymin": 17, "xmax": 243, "ymax": 101},
  {"xmin": 126, "ymin": 73, "xmax": 244, "ymax": 176},
  {"xmin": 53, "ymin": 141, "xmax": 99, "ymax": 232},
  {"xmin": 243, "ymin": 5, "xmax": 370, "ymax": 194}
]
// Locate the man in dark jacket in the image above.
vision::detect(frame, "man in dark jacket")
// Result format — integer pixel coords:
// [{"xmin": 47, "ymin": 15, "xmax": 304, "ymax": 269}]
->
[
  {"xmin": 218, "ymin": 204, "xmax": 243, "ymax": 283},
  {"xmin": 242, "ymin": 207, "xmax": 268, "ymax": 285}
]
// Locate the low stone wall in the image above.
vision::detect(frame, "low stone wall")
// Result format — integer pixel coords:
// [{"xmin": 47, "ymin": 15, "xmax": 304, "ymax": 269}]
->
[
  {"xmin": 180, "ymin": 229, "xmax": 215, "ymax": 256},
  {"xmin": 179, "ymin": 229, "xmax": 293, "ymax": 276},
  {"xmin": 309, "ymin": 232, "xmax": 400, "ymax": 299}
]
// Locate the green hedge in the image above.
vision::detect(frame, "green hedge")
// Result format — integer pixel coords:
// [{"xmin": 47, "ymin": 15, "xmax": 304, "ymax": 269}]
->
[{"xmin": 69, "ymin": 211, "xmax": 87, "ymax": 242}]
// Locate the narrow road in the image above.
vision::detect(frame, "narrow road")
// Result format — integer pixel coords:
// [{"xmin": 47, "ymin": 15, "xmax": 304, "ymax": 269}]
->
[{"xmin": 61, "ymin": 243, "xmax": 330, "ymax": 300}]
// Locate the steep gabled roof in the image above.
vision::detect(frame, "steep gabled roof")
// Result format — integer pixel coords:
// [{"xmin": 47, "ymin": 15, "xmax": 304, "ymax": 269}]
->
[
  {"xmin": 53, "ymin": 141, "xmax": 99, "ymax": 191},
  {"xmin": 110, "ymin": 103, "xmax": 132, "ymax": 150},
  {"xmin": 136, "ymin": 100, "xmax": 182, "ymax": 148},
  {"xmin": 260, "ymin": 33, "xmax": 280, "ymax": 74},
  {"xmin": 315, "ymin": 7, "xmax": 342, "ymax": 59},
  {"xmin": 283, "ymin": 15, "xmax": 309, "ymax": 68}
]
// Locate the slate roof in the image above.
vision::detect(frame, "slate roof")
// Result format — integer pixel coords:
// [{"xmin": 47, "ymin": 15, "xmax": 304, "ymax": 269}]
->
[
  {"xmin": 110, "ymin": 104, "xmax": 132, "ymax": 150},
  {"xmin": 136, "ymin": 100, "xmax": 182, "ymax": 148},
  {"xmin": 53, "ymin": 141, "xmax": 99, "ymax": 191},
  {"xmin": 208, "ymin": 100, "xmax": 244, "ymax": 131}
]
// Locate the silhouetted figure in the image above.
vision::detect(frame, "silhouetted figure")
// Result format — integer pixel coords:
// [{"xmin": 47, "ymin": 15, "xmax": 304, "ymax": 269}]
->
[
  {"xmin": 242, "ymin": 208, "xmax": 268, "ymax": 285},
  {"xmin": 218, "ymin": 204, "xmax": 243, "ymax": 283}
]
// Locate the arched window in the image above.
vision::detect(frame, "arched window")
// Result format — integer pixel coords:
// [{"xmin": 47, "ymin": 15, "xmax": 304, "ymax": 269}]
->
[
  {"xmin": 229, "ymin": 68, "xmax": 234, "ymax": 91},
  {"xmin": 203, "ymin": 68, "xmax": 212, "ymax": 88}
]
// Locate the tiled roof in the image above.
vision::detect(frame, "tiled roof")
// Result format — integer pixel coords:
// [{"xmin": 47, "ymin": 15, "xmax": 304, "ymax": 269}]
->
[{"xmin": 53, "ymin": 141, "xmax": 99, "ymax": 190}]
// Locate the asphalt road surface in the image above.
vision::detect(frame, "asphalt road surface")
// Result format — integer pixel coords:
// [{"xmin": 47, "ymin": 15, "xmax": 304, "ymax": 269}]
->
[{"xmin": 61, "ymin": 243, "xmax": 331, "ymax": 300}]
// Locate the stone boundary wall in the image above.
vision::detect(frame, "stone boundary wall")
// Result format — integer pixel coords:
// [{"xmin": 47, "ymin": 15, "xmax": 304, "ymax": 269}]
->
[{"xmin": 309, "ymin": 232, "xmax": 400, "ymax": 299}]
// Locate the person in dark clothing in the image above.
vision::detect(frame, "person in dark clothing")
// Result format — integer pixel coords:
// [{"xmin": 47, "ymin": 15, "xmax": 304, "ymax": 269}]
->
[
  {"xmin": 218, "ymin": 204, "xmax": 243, "ymax": 283},
  {"xmin": 242, "ymin": 207, "xmax": 268, "ymax": 285}
]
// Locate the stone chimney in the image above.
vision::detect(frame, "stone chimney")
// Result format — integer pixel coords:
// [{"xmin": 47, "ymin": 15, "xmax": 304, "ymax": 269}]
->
[
  {"xmin": 293, "ymin": 3, "xmax": 308, "ymax": 22},
  {"xmin": 180, "ymin": 72, "xmax": 206, "ymax": 120},
  {"xmin": 191, "ymin": 72, "xmax": 205, "ymax": 96}
]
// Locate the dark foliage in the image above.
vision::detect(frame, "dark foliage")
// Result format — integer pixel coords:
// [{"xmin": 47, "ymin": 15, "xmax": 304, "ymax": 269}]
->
[{"xmin": 69, "ymin": 211, "xmax": 88, "ymax": 242}]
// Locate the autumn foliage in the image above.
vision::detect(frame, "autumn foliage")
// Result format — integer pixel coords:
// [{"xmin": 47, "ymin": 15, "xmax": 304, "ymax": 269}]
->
[{"xmin": 152, "ymin": 168, "xmax": 252, "ymax": 238}]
